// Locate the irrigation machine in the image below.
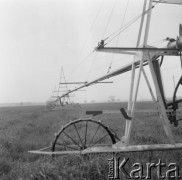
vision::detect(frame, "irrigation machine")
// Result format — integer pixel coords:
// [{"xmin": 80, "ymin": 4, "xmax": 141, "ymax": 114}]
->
[{"xmin": 29, "ymin": 0, "xmax": 182, "ymax": 156}]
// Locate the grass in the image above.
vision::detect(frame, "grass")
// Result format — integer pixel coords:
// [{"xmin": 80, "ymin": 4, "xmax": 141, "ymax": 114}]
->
[{"xmin": 0, "ymin": 102, "xmax": 182, "ymax": 179}]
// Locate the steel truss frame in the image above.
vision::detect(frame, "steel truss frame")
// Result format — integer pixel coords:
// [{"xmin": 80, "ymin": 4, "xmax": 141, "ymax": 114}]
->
[{"xmin": 29, "ymin": 0, "xmax": 182, "ymax": 155}]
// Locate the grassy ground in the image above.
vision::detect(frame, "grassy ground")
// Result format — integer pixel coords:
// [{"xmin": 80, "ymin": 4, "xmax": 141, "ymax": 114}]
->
[{"xmin": 0, "ymin": 102, "xmax": 182, "ymax": 179}]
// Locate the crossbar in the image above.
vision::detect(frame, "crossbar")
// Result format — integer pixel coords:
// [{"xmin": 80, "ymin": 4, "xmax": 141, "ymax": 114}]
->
[{"xmin": 29, "ymin": 143, "xmax": 182, "ymax": 155}]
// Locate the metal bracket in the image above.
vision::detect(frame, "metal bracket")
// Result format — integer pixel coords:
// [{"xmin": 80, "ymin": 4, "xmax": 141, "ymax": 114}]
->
[{"xmin": 120, "ymin": 108, "xmax": 132, "ymax": 120}]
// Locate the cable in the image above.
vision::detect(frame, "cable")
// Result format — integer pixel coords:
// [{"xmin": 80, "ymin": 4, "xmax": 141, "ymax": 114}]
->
[
  {"xmin": 115, "ymin": 0, "xmax": 130, "ymax": 45},
  {"xmin": 86, "ymin": 52, "xmax": 98, "ymax": 81},
  {"xmin": 68, "ymin": 55, "xmax": 131, "ymax": 82},
  {"xmin": 102, "ymin": 0, "xmax": 118, "ymax": 39},
  {"xmin": 104, "ymin": 2, "xmax": 158, "ymax": 45},
  {"xmin": 67, "ymin": 1, "xmax": 162, "ymax": 88},
  {"xmin": 69, "ymin": 1, "xmax": 159, "ymax": 85},
  {"xmin": 79, "ymin": 0, "xmax": 104, "ymax": 58},
  {"xmin": 68, "ymin": 51, "xmax": 94, "ymax": 80},
  {"xmin": 86, "ymin": 0, "xmax": 117, "ymax": 78},
  {"xmin": 67, "ymin": 0, "xmax": 104, "ymax": 80},
  {"xmin": 107, "ymin": 0, "xmax": 130, "ymax": 74}
]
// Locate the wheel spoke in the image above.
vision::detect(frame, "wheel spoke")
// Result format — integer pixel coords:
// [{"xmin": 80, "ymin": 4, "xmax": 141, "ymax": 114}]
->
[
  {"xmin": 84, "ymin": 121, "xmax": 88, "ymax": 147},
  {"xmin": 73, "ymin": 123, "xmax": 84, "ymax": 147},
  {"xmin": 62, "ymin": 131, "xmax": 82, "ymax": 148},
  {"xmin": 90, "ymin": 134, "xmax": 109, "ymax": 147},
  {"xmin": 88, "ymin": 124, "xmax": 100, "ymax": 147}
]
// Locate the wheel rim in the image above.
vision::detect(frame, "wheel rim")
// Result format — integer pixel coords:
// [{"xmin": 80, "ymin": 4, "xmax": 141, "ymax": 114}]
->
[{"xmin": 52, "ymin": 119, "xmax": 116, "ymax": 152}]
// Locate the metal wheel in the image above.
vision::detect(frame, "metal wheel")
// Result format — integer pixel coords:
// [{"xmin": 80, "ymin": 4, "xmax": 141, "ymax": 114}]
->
[{"xmin": 52, "ymin": 119, "xmax": 116, "ymax": 152}]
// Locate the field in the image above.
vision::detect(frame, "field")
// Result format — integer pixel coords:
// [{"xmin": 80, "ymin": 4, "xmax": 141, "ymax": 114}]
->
[{"xmin": 0, "ymin": 102, "xmax": 182, "ymax": 179}]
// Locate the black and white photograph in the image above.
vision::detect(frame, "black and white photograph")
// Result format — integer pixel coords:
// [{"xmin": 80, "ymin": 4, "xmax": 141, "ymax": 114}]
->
[{"xmin": 0, "ymin": 0, "xmax": 182, "ymax": 179}]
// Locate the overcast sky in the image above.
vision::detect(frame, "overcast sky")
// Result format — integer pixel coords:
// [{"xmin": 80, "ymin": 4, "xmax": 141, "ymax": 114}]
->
[{"xmin": 0, "ymin": 0, "xmax": 181, "ymax": 103}]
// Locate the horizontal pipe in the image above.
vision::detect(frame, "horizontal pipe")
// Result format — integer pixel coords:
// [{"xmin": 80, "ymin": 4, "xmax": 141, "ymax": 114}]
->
[
  {"xmin": 56, "ymin": 59, "xmax": 145, "ymax": 102},
  {"xmin": 60, "ymin": 82, "xmax": 87, "ymax": 84},
  {"xmin": 55, "ymin": 53, "xmax": 160, "ymax": 102},
  {"xmin": 55, "ymin": 46, "xmax": 182, "ymax": 102},
  {"xmin": 59, "ymin": 81, "xmax": 113, "ymax": 84},
  {"xmin": 153, "ymin": 0, "xmax": 182, "ymax": 5},
  {"xmin": 95, "ymin": 47, "xmax": 181, "ymax": 56}
]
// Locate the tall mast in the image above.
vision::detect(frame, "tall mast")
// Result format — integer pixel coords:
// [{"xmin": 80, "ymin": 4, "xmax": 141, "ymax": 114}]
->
[
  {"xmin": 143, "ymin": 0, "xmax": 153, "ymax": 46},
  {"xmin": 127, "ymin": 0, "xmax": 147, "ymax": 111},
  {"xmin": 126, "ymin": 0, "xmax": 147, "ymax": 142}
]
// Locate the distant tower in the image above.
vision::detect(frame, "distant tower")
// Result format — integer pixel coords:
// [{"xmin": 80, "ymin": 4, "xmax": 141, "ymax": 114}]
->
[
  {"xmin": 56, "ymin": 66, "xmax": 71, "ymax": 106},
  {"xmin": 47, "ymin": 67, "xmax": 71, "ymax": 110}
]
